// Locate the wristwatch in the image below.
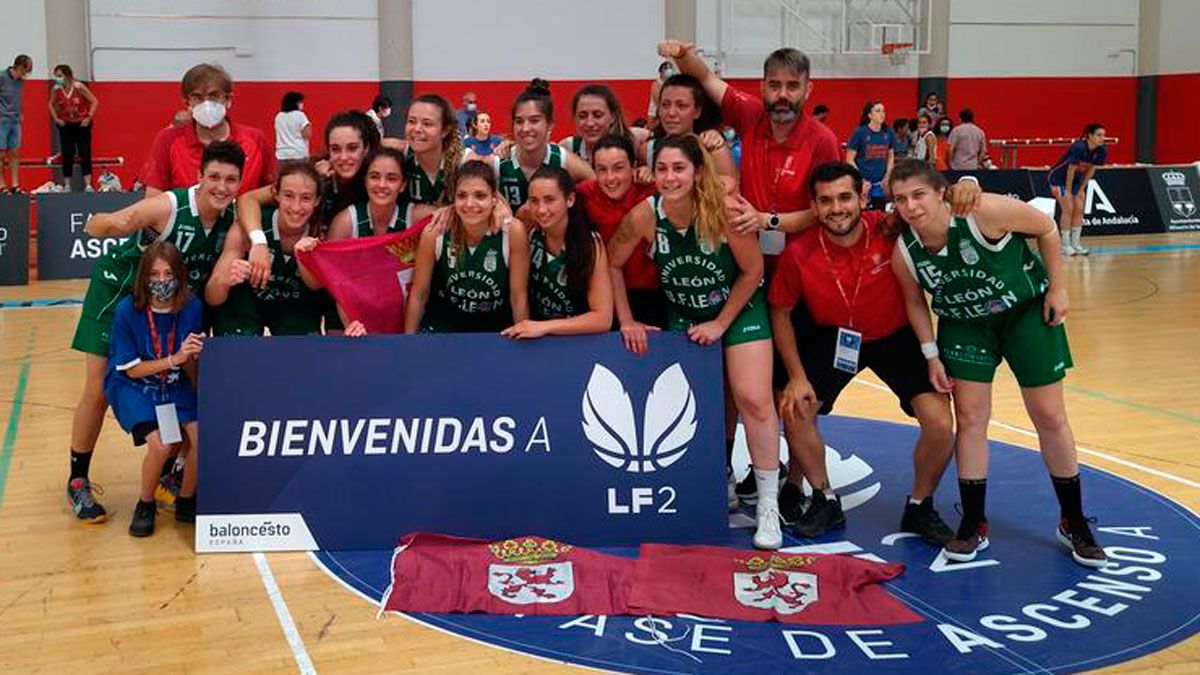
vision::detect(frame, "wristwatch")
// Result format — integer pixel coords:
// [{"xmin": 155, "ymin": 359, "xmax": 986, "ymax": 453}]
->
[{"xmin": 767, "ymin": 212, "xmax": 780, "ymax": 230}]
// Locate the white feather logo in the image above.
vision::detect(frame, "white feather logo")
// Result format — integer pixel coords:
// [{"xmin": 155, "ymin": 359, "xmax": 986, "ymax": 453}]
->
[{"xmin": 582, "ymin": 363, "xmax": 696, "ymax": 473}]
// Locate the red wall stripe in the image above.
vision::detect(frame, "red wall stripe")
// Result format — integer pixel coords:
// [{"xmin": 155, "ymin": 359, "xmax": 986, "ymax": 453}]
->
[{"xmin": 1155, "ymin": 73, "xmax": 1200, "ymax": 164}]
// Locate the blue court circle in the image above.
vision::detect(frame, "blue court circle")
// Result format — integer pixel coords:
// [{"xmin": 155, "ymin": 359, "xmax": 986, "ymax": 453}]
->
[{"xmin": 314, "ymin": 415, "xmax": 1200, "ymax": 674}]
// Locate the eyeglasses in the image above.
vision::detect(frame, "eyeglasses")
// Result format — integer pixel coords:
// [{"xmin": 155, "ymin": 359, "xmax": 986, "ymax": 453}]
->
[{"xmin": 186, "ymin": 91, "xmax": 228, "ymax": 105}]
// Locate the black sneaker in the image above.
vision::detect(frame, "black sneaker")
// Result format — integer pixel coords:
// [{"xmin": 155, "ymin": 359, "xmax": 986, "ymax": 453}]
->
[
  {"xmin": 1056, "ymin": 517, "xmax": 1107, "ymax": 568},
  {"xmin": 67, "ymin": 478, "xmax": 109, "ymax": 524},
  {"xmin": 779, "ymin": 481, "xmax": 806, "ymax": 525},
  {"xmin": 793, "ymin": 492, "xmax": 845, "ymax": 538},
  {"xmin": 901, "ymin": 497, "xmax": 954, "ymax": 546},
  {"xmin": 129, "ymin": 499, "xmax": 157, "ymax": 537},
  {"xmin": 175, "ymin": 495, "xmax": 196, "ymax": 523},
  {"xmin": 735, "ymin": 467, "xmax": 758, "ymax": 504},
  {"xmin": 944, "ymin": 519, "xmax": 989, "ymax": 562}
]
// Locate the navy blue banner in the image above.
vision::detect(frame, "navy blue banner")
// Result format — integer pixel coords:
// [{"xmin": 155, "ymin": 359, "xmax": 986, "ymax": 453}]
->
[
  {"xmin": 0, "ymin": 194, "xmax": 30, "ymax": 286},
  {"xmin": 197, "ymin": 332, "xmax": 728, "ymax": 551},
  {"xmin": 36, "ymin": 191, "xmax": 142, "ymax": 280}
]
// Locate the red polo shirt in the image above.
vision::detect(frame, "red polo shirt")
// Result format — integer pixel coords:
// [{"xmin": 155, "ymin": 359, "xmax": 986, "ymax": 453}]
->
[
  {"xmin": 722, "ymin": 87, "xmax": 841, "ymax": 216},
  {"xmin": 767, "ymin": 211, "xmax": 907, "ymax": 342},
  {"xmin": 142, "ymin": 119, "xmax": 275, "ymax": 195},
  {"xmin": 577, "ymin": 179, "xmax": 659, "ymax": 291}
]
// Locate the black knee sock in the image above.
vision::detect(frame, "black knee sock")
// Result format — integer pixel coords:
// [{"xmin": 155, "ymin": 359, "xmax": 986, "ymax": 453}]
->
[
  {"xmin": 69, "ymin": 449, "xmax": 92, "ymax": 481},
  {"xmin": 725, "ymin": 437, "xmax": 735, "ymax": 469},
  {"xmin": 160, "ymin": 455, "xmax": 176, "ymax": 479},
  {"xmin": 958, "ymin": 478, "xmax": 988, "ymax": 531},
  {"xmin": 1051, "ymin": 474, "xmax": 1084, "ymax": 524}
]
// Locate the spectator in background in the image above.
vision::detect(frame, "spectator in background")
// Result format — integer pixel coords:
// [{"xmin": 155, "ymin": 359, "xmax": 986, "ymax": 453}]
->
[
  {"xmin": 142, "ymin": 63, "xmax": 274, "ymax": 197},
  {"xmin": 0, "ymin": 54, "xmax": 32, "ymax": 194},
  {"xmin": 845, "ymin": 101, "xmax": 896, "ymax": 210},
  {"xmin": 274, "ymin": 91, "xmax": 311, "ymax": 160},
  {"xmin": 911, "ymin": 114, "xmax": 937, "ymax": 166},
  {"xmin": 462, "ymin": 111, "xmax": 503, "ymax": 156},
  {"xmin": 366, "ymin": 94, "xmax": 392, "ymax": 139},
  {"xmin": 49, "ymin": 63, "xmax": 99, "ymax": 191},
  {"xmin": 917, "ymin": 91, "xmax": 944, "ymax": 126},
  {"xmin": 948, "ymin": 108, "xmax": 989, "ymax": 170},
  {"xmin": 813, "ymin": 103, "xmax": 829, "ymax": 124},
  {"xmin": 934, "ymin": 117, "xmax": 952, "ymax": 170},
  {"xmin": 893, "ymin": 118, "xmax": 911, "ymax": 159},
  {"xmin": 455, "ymin": 92, "xmax": 477, "ymax": 138}
]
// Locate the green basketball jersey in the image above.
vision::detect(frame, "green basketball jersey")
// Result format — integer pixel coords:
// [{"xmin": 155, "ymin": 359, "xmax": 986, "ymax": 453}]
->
[
  {"xmin": 898, "ymin": 214, "xmax": 1049, "ymax": 321},
  {"xmin": 648, "ymin": 194, "xmax": 737, "ymax": 322},
  {"xmin": 254, "ymin": 206, "xmax": 315, "ymax": 304},
  {"xmin": 645, "ymin": 137, "xmax": 658, "ymax": 167},
  {"xmin": 403, "ymin": 146, "xmax": 450, "ymax": 205},
  {"xmin": 529, "ymin": 228, "xmax": 591, "ymax": 320},
  {"xmin": 346, "ymin": 200, "xmax": 411, "ymax": 238},
  {"xmin": 422, "ymin": 229, "xmax": 512, "ymax": 332},
  {"xmin": 91, "ymin": 186, "xmax": 235, "ymax": 293},
  {"xmin": 497, "ymin": 144, "xmax": 565, "ymax": 211},
  {"xmin": 565, "ymin": 136, "xmax": 589, "ymax": 162}
]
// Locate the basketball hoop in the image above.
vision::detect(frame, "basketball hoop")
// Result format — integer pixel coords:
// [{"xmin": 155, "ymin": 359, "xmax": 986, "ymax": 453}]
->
[{"xmin": 881, "ymin": 42, "xmax": 913, "ymax": 66}]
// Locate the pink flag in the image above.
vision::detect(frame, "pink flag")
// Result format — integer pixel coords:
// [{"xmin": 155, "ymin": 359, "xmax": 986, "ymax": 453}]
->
[
  {"xmin": 295, "ymin": 219, "xmax": 428, "ymax": 334},
  {"xmin": 381, "ymin": 533, "xmax": 635, "ymax": 616}
]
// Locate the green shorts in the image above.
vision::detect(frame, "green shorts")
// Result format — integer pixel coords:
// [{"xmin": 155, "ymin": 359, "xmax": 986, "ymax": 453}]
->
[
  {"xmin": 937, "ymin": 296, "xmax": 1073, "ymax": 388},
  {"xmin": 212, "ymin": 286, "xmax": 322, "ymax": 337},
  {"xmin": 669, "ymin": 287, "xmax": 773, "ymax": 347},
  {"xmin": 71, "ymin": 266, "xmax": 137, "ymax": 356}
]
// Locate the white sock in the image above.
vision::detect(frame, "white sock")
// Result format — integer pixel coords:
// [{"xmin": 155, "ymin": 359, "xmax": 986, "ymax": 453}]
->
[
  {"xmin": 1060, "ymin": 228, "xmax": 1072, "ymax": 249},
  {"xmin": 754, "ymin": 468, "xmax": 779, "ymax": 509},
  {"xmin": 1072, "ymin": 227, "xmax": 1085, "ymax": 248},
  {"xmin": 909, "ymin": 497, "xmax": 923, "ymax": 506}
]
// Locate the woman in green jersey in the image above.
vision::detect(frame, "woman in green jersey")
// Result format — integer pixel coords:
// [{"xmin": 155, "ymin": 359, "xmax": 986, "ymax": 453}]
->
[
  {"xmin": 492, "ymin": 82, "xmax": 594, "ymax": 211},
  {"xmin": 558, "ymin": 84, "xmax": 650, "ymax": 164},
  {"xmin": 406, "ymin": 160, "xmax": 530, "ymax": 333},
  {"xmin": 207, "ymin": 160, "xmax": 325, "ymax": 336},
  {"xmin": 402, "ymin": 94, "xmax": 462, "ymax": 206},
  {"xmin": 502, "ymin": 166, "xmax": 612, "ymax": 338},
  {"xmin": 888, "ymin": 159, "xmax": 1105, "ymax": 569},
  {"xmin": 607, "ymin": 134, "xmax": 782, "ymax": 550},
  {"xmin": 637, "ymin": 74, "xmax": 735, "ymax": 184}
]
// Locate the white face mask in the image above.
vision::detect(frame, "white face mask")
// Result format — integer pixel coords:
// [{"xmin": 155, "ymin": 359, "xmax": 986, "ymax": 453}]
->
[{"xmin": 191, "ymin": 100, "xmax": 227, "ymax": 128}]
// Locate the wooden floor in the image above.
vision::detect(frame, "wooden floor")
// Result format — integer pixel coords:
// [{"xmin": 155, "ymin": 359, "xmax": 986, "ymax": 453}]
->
[{"xmin": 1, "ymin": 232, "xmax": 1198, "ymax": 674}]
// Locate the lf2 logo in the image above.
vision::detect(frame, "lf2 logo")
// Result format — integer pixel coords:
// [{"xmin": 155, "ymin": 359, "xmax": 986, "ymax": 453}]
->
[{"xmin": 582, "ymin": 363, "xmax": 696, "ymax": 474}]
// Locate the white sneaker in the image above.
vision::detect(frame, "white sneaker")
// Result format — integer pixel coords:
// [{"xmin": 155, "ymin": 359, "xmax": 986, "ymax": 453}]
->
[
  {"xmin": 726, "ymin": 467, "xmax": 739, "ymax": 512},
  {"xmin": 753, "ymin": 503, "xmax": 783, "ymax": 550}
]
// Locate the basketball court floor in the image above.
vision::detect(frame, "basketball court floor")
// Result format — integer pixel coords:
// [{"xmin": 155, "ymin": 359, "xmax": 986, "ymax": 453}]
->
[{"xmin": 1, "ymin": 231, "xmax": 1198, "ymax": 673}]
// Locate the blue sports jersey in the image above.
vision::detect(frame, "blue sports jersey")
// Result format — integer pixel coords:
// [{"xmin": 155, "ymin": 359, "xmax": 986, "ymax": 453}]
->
[
  {"xmin": 1048, "ymin": 139, "xmax": 1107, "ymax": 188},
  {"xmin": 847, "ymin": 125, "xmax": 896, "ymax": 196},
  {"xmin": 104, "ymin": 294, "xmax": 203, "ymax": 434},
  {"xmin": 464, "ymin": 135, "xmax": 503, "ymax": 157}
]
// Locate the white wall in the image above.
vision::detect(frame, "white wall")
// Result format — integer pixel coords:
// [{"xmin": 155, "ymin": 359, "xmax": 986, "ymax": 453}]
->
[
  {"xmin": 0, "ymin": 0, "xmax": 48, "ymax": 78},
  {"xmin": 948, "ymin": 0, "xmax": 1138, "ymax": 77},
  {"xmin": 411, "ymin": 0, "xmax": 664, "ymax": 81},
  {"xmin": 1154, "ymin": 0, "xmax": 1200, "ymax": 74},
  {"xmin": 88, "ymin": 0, "xmax": 378, "ymax": 81}
]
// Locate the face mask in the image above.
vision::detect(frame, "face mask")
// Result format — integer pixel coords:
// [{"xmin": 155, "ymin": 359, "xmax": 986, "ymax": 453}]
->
[
  {"xmin": 53, "ymin": 76, "xmax": 66, "ymax": 86},
  {"xmin": 466, "ymin": 102, "xmax": 477, "ymax": 112},
  {"xmin": 148, "ymin": 278, "xmax": 179, "ymax": 303},
  {"xmin": 722, "ymin": 128, "xmax": 736, "ymax": 142},
  {"xmin": 191, "ymin": 100, "xmax": 227, "ymax": 128},
  {"xmin": 939, "ymin": 125, "xmax": 951, "ymax": 134}
]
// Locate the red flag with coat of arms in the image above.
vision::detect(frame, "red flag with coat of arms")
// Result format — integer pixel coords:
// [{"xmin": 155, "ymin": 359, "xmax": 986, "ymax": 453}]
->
[
  {"xmin": 627, "ymin": 543, "xmax": 922, "ymax": 625},
  {"xmin": 381, "ymin": 533, "xmax": 635, "ymax": 616},
  {"xmin": 294, "ymin": 218, "xmax": 428, "ymax": 334}
]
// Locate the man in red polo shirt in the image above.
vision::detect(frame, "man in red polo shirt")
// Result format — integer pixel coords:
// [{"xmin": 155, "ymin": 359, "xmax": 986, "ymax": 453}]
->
[
  {"xmin": 142, "ymin": 63, "xmax": 274, "ymax": 198},
  {"xmin": 769, "ymin": 162, "xmax": 957, "ymax": 544},
  {"xmin": 659, "ymin": 41, "xmax": 839, "ymax": 248}
]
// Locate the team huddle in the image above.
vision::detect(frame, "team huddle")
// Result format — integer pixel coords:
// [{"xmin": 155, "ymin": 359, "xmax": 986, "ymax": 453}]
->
[{"xmin": 62, "ymin": 41, "xmax": 1105, "ymax": 570}]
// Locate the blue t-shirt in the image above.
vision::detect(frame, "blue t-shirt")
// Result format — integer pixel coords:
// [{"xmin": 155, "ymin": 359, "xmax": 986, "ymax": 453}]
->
[
  {"xmin": 463, "ymin": 135, "xmax": 503, "ymax": 157},
  {"xmin": 1048, "ymin": 139, "xmax": 1107, "ymax": 186},
  {"xmin": 847, "ymin": 125, "xmax": 896, "ymax": 193},
  {"xmin": 107, "ymin": 294, "xmax": 203, "ymax": 398},
  {"xmin": 0, "ymin": 68, "xmax": 24, "ymax": 121}
]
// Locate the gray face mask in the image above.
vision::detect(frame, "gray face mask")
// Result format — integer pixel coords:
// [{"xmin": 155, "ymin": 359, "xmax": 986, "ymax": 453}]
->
[{"xmin": 148, "ymin": 278, "xmax": 179, "ymax": 303}]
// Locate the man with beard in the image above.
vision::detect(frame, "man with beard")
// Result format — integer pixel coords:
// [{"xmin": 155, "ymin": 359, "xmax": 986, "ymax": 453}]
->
[
  {"xmin": 768, "ymin": 162, "xmax": 959, "ymax": 543},
  {"xmin": 658, "ymin": 41, "xmax": 840, "ymax": 242}
]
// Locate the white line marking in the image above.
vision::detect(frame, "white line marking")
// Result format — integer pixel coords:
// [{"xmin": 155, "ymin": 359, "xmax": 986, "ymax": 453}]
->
[
  {"xmin": 850, "ymin": 378, "xmax": 1200, "ymax": 490},
  {"xmin": 254, "ymin": 552, "xmax": 317, "ymax": 675}
]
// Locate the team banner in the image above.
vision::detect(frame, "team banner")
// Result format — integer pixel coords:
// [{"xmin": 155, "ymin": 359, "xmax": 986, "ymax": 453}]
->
[
  {"xmin": 0, "ymin": 194, "xmax": 30, "ymax": 285},
  {"xmin": 295, "ymin": 217, "xmax": 429, "ymax": 334},
  {"xmin": 36, "ymin": 192, "xmax": 142, "ymax": 280},
  {"xmin": 1028, "ymin": 168, "xmax": 1165, "ymax": 236},
  {"xmin": 1148, "ymin": 164, "xmax": 1200, "ymax": 231},
  {"xmin": 197, "ymin": 332, "xmax": 727, "ymax": 552}
]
